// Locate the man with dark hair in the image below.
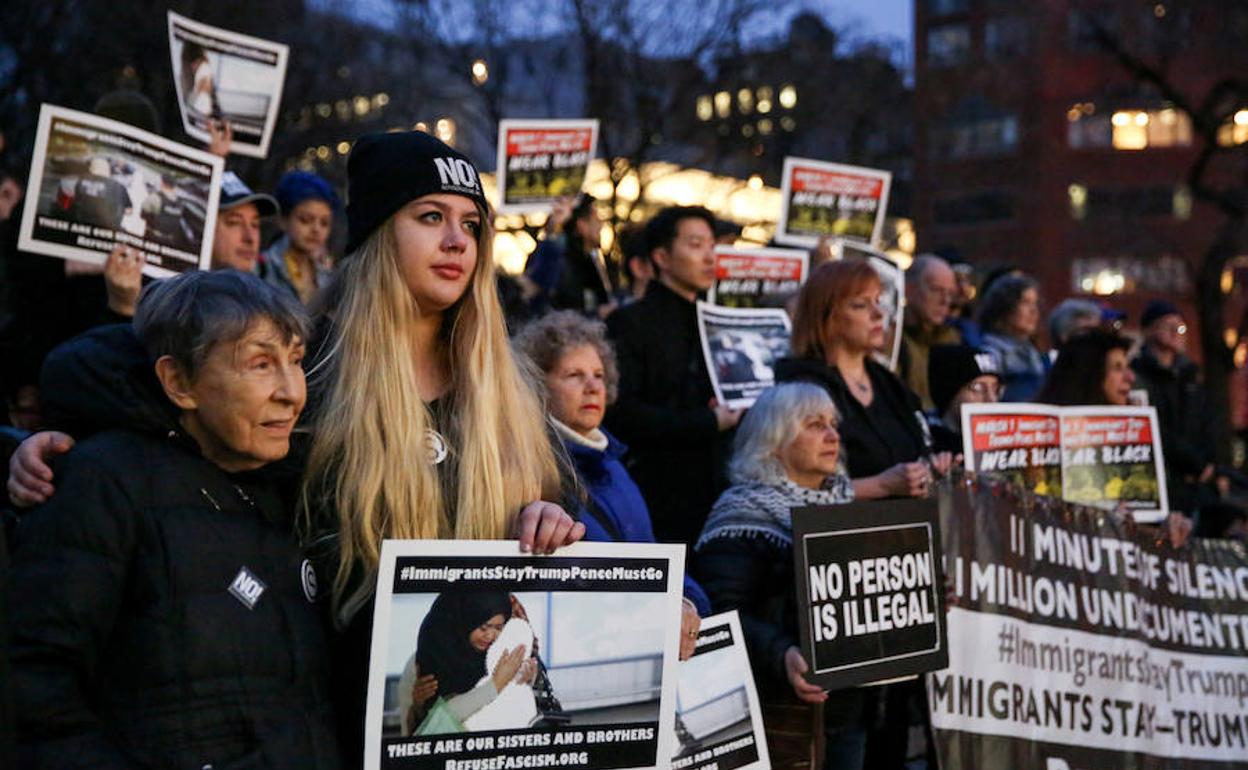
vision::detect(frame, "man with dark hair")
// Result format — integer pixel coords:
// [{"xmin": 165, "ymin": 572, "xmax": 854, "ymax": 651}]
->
[
  {"xmin": 615, "ymin": 224, "xmax": 653, "ymax": 304},
  {"xmin": 1131, "ymin": 300, "xmax": 1219, "ymax": 515},
  {"xmin": 605, "ymin": 205, "xmax": 740, "ymax": 545}
]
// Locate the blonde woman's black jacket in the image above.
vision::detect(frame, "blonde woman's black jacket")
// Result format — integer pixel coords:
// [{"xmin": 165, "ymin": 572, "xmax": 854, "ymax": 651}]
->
[{"xmin": 7, "ymin": 324, "xmax": 340, "ymax": 770}]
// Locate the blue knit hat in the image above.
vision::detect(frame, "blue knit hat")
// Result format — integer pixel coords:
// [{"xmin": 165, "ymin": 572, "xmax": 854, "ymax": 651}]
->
[{"xmin": 273, "ymin": 171, "xmax": 341, "ymax": 216}]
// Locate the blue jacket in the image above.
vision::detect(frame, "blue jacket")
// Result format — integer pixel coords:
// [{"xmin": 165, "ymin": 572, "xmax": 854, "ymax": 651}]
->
[{"xmin": 562, "ymin": 428, "xmax": 711, "ymax": 615}]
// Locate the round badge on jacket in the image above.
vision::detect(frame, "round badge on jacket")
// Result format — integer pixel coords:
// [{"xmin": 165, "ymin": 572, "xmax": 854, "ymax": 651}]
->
[{"xmin": 301, "ymin": 559, "xmax": 318, "ymax": 603}]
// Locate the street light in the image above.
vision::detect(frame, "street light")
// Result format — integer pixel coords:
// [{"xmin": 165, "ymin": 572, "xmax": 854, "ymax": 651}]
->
[{"xmin": 472, "ymin": 59, "xmax": 489, "ymax": 86}]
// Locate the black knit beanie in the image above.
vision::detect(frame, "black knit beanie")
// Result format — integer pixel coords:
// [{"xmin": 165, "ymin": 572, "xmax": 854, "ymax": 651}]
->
[{"xmin": 344, "ymin": 131, "xmax": 488, "ymax": 254}]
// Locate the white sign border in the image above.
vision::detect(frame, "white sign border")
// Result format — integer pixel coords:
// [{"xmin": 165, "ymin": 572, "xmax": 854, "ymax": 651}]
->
[
  {"xmin": 17, "ymin": 103, "xmax": 223, "ymax": 278},
  {"xmin": 495, "ymin": 119, "xmax": 600, "ymax": 215},
  {"xmin": 775, "ymin": 156, "xmax": 892, "ymax": 249},
  {"xmin": 365, "ymin": 539, "xmax": 687, "ymax": 770},
  {"xmin": 167, "ymin": 10, "xmax": 290, "ymax": 159}
]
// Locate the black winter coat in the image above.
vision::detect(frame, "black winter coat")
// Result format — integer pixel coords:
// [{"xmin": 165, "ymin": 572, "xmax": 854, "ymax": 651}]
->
[
  {"xmin": 1130, "ymin": 348, "xmax": 1216, "ymax": 513},
  {"xmin": 7, "ymin": 326, "xmax": 340, "ymax": 770},
  {"xmin": 695, "ymin": 536, "xmax": 865, "ymax": 728},
  {"xmin": 774, "ymin": 356, "xmax": 929, "ymax": 478},
  {"xmin": 605, "ymin": 281, "xmax": 730, "ymax": 545}
]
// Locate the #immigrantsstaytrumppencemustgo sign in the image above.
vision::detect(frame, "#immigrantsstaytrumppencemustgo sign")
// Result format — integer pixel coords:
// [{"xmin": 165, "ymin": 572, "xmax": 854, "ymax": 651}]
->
[{"xmin": 792, "ymin": 498, "xmax": 948, "ymax": 690}]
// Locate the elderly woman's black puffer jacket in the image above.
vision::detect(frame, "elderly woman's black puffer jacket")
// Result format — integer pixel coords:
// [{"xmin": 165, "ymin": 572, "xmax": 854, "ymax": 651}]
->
[{"xmin": 7, "ymin": 324, "xmax": 340, "ymax": 770}]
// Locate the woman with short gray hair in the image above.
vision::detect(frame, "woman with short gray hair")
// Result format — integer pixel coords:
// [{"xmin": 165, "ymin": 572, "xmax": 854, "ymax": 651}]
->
[
  {"xmin": 7, "ymin": 270, "xmax": 341, "ymax": 770},
  {"xmin": 694, "ymin": 383, "xmax": 862, "ymax": 769},
  {"xmin": 514, "ymin": 310, "xmax": 709, "ymax": 660}
]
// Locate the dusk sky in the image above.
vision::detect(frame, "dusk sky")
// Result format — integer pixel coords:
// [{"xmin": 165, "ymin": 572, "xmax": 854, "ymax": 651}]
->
[{"xmin": 832, "ymin": 0, "xmax": 913, "ymax": 47}]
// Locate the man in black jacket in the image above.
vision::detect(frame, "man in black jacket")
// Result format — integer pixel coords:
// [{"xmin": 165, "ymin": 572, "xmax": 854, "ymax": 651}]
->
[
  {"xmin": 605, "ymin": 206, "xmax": 741, "ymax": 545},
  {"xmin": 1130, "ymin": 300, "xmax": 1218, "ymax": 516},
  {"xmin": 6, "ymin": 271, "xmax": 340, "ymax": 770}
]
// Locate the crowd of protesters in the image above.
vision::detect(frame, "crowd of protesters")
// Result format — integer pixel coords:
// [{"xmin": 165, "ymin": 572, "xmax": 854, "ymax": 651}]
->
[{"xmin": 0, "ymin": 89, "xmax": 1242, "ymax": 770}]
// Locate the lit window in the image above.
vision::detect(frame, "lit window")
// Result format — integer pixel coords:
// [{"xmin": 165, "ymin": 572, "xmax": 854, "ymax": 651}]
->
[
  {"xmin": 927, "ymin": 23, "xmax": 970, "ymax": 66},
  {"xmin": 696, "ymin": 95, "xmax": 713, "ymax": 121},
  {"xmin": 353, "ymin": 96, "xmax": 370, "ymax": 117},
  {"xmin": 756, "ymin": 86, "xmax": 773, "ymax": 113},
  {"xmin": 336, "ymin": 141, "xmax": 351, "ymax": 155},
  {"xmin": 1068, "ymin": 184, "xmax": 1088, "ymax": 220},
  {"xmin": 778, "ymin": 85, "xmax": 797, "ymax": 109},
  {"xmin": 780, "ymin": 116, "xmax": 796, "ymax": 131},
  {"xmin": 471, "ymin": 59, "xmax": 489, "ymax": 85},
  {"xmin": 714, "ymin": 91, "xmax": 731, "ymax": 118},
  {"xmin": 737, "ymin": 88, "xmax": 754, "ymax": 114},
  {"xmin": 373, "ymin": 93, "xmax": 390, "ymax": 108},
  {"xmin": 757, "ymin": 118, "xmax": 773, "ymax": 135},
  {"xmin": 1217, "ymin": 109, "xmax": 1248, "ymax": 146},
  {"xmin": 1069, "ymin": 105, "xmax": 1191, "ymax": 149}
]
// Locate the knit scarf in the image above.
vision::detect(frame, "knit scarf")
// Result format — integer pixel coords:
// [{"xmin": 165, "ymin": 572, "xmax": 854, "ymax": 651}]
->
[{"xmin": 695, "ymin": 473, "xmax": 854, "ymax": 551}]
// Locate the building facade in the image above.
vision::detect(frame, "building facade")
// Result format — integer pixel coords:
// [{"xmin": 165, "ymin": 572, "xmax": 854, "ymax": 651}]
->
[{"xmin": 913, "ymin": 0, "xmax": 1248, "ymax": 349}]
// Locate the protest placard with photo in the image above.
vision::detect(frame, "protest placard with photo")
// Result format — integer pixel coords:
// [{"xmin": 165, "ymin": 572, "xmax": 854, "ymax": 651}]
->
[
  {"xmin": 836, "ymin": 239, "xmax": 905, "ymax": 371},
  {"xmin": 696, "ymin": 302, "xmax": 792, "ymax": 410},
  {"xmin": 775, "ymin": 157, "xmax": 891, "ymax": 249},
  {"xmin": 706, "ymin": 246, "xmax": 808, "ymax": 309},
  {"xmin": 167, "ymin": 11, "xmax": 289, "ymax": 158},
  {"xmin": 1059, "ymin": 407, "xmax": 1168, "ymax": 523},
  {"xmin": 671, "ymin": 611, "xmax": 770, "ymax": 770},
  {"xmin": 961, "ymin": 403, "xmax": 1063, "ymax": 499},
  {"xmin": 932, "ymin": 473, "xmax": 1248, "ymax": 770},
  {"xmin": 18, "ymin": 104, "xmax": 223, "ymax": 277},
  {"xmin": 961, "ymin": 404, "xmax": 1169, "ymax": 523},
  {"xmin": 791, "ymin": 499, "xmax": 947, "ymax": 691},
  {"xmin": 495, "ymin": 120, "xmax": 599, "ymax": 214},
  {"xmin": 365, "ymin": 540, "xmax": 685, "ymax": 770}
]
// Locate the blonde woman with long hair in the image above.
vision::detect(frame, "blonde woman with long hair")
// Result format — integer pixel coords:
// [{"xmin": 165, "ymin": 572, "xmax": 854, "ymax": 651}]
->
[
  {"xmin": 4, "ymin": 131, "xmax": 583, "ymax": 757},
  {"xmin": 302, "ymin": 131, "xmax": 582, "ymax": 753}
]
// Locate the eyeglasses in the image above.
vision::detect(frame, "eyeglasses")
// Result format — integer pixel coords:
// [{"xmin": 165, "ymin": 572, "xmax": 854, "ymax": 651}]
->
[{"xmin": 965, "ymin": 381, "xmax": 1003, "ymax": 399}]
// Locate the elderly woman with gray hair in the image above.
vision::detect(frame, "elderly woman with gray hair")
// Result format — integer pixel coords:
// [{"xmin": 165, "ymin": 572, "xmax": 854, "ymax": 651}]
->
[
  {"xmin": 694, "ymin": 382, "xmax": 864, "ymax": 769},
  {"xmin": 514, "ymin": 311, "xmax": 709, "ymax": 659},
  {"xmin": 6, "ymin": 270, "xmax": 340, "ymax": 769}
]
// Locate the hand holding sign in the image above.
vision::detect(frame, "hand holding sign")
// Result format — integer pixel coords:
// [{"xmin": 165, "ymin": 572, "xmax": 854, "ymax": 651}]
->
[{"xmin": 784, "ymin": 646, "xmax": 826, "ymax": 704}]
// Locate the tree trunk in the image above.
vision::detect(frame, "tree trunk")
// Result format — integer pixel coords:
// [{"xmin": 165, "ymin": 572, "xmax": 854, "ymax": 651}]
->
[{"xmin": 1195, "ymin": 216, "xmax": 1246, "ymax": 465}]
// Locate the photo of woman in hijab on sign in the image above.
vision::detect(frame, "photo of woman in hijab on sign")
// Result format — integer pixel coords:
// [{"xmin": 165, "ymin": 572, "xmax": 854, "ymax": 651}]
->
[{"xmin": 397, "ymin": 592, "xmax": 540, "ymax": 736}]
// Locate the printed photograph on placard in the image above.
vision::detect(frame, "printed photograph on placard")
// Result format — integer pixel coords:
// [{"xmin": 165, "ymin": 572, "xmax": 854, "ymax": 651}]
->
[
  {"xmin": 167, "ymin": 11, "xmax": 290, "ymax": 158},
  {"xmin": 696, "ymin": 302, "xmax": 792, "ymax": 410},
  {"xmin": 18, "ymin": 104, "xmax": 223, "ymax": 277},
  {"xmin": 960, "ymin": 403, "xmax": 1063, "ymax": 497},
  {"xmin": 495, "ymin": 119, "xmax": 599, "ymax": 214},
  {"xmin": 836, "ymin": 240, "xmax": 905, "ymax": 371},
  {"xmin": 775, "ymin": 157, "xmax": 891, "ymax": 248},
  {"xmin": 365, "ymin": 541, "xmax": 685, "ymax": 770},
  {"xmin": 707, "ymin": 246, "xmax": 808, "ymax": 309},
  {"xmin": 671, "ymin": 612, "xmax": 770, "ymax": 770},
  {"xmin": 1058, "ymin": 407, "xmax": 1168, "ymax": 523}
]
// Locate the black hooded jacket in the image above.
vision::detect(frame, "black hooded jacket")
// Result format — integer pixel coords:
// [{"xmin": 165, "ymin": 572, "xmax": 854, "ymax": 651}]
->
[{"xmin": 7, "ymin": 324, "xmax": 340, "ymax": 770}]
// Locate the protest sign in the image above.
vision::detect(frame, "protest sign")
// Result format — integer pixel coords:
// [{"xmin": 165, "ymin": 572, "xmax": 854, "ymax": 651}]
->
[
  {"xmin": 167, "ymin": 11, "xmax": 289, "ymax": 158},
  {"xmin": 835, "ymin": 240, "xmax": 905, "ymax": 371},
  {"xmin": 791, "ymin": 499, "xmax": 947, "ymax": 691},
  {"xmin": 696, "ymin": 302, "xmax": 792, "ymax": 410},
  {"xmin": 671, "ymin": 612, "xmax": 770, "ymax": 770},
  {"xmin": 961, "ymin": 403, "xmax": 1064, "ymax": 499},
  {"xmin": 706, "ymin": 246, "xmax": 808, "ymax": 309},
  {"xmin": 962, "ymin": 404, "xmax": 1169, "ymax": 523},
  {"xmin": 1060, "ymin": 408, "xmax": 1168, "ymax": 523},
  {"xmin": 18, "ymin": 104, "xmax": 223, "ymax": 277},
  {"xmin": 495, "ymin": 120, "xmax": 599, "ymax": 214},
  {"xmin": 931, "ymin": 474, "xmax": 1248, "ymax": 769},
  {"xmin": 365, "ymin": 540, "xmax": 685, "ymax": 770},
  {"xmin": 775, "ymin": 157, "xmax": 891, "ymax": 249}
]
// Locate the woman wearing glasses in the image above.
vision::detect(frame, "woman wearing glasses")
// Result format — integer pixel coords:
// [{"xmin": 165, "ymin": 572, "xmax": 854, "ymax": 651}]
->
[{"xmin": 924, "ymin": 344, "xmax": 1004, "ymax": 454}]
